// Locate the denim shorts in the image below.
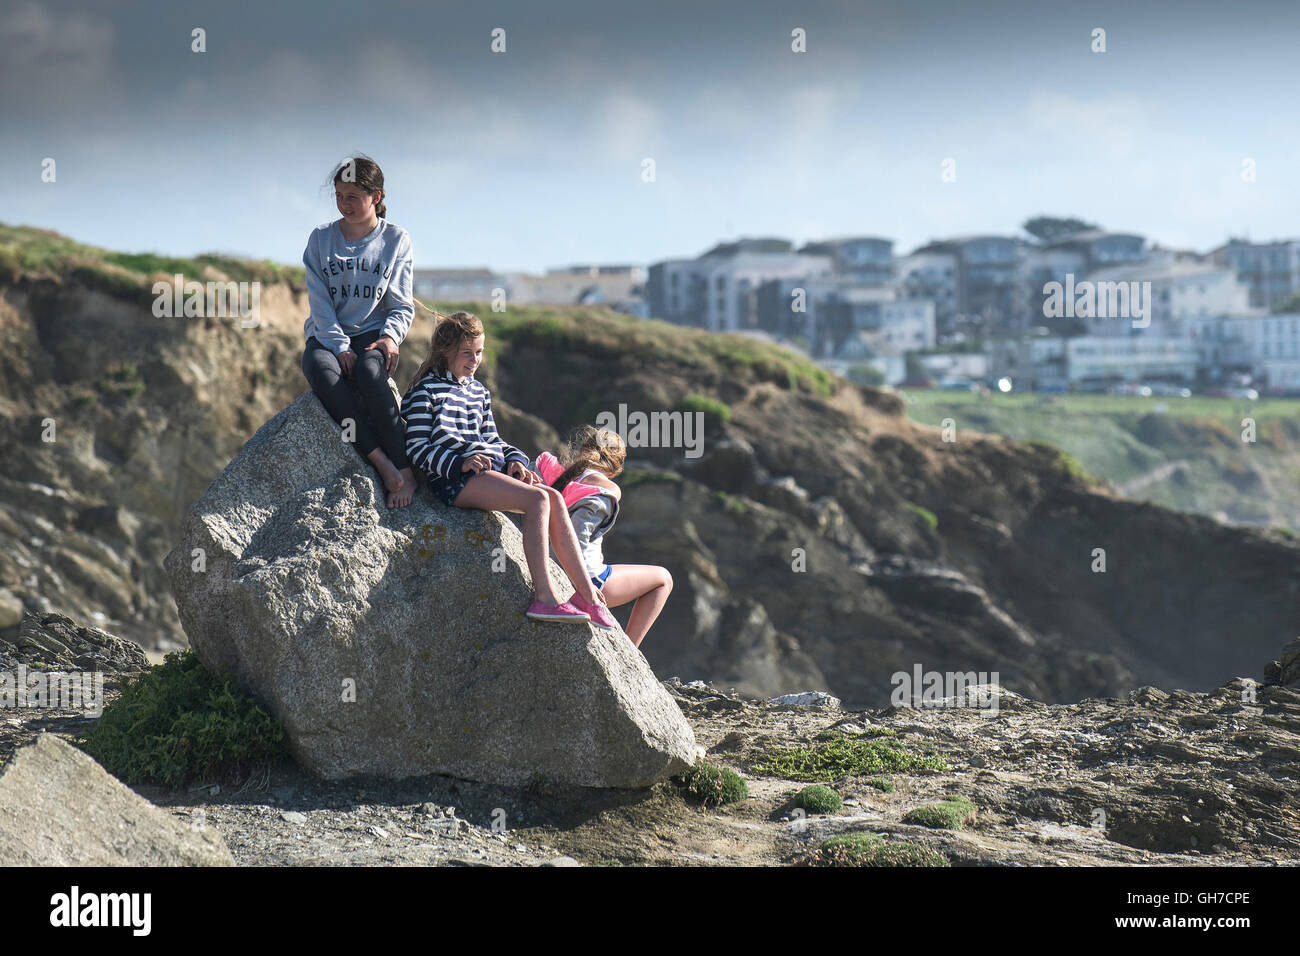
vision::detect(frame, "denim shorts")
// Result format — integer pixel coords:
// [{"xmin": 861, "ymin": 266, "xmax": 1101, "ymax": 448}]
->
[{"xmin": 428, "ymin": 472, "xmax": 471, "ymax": 507}]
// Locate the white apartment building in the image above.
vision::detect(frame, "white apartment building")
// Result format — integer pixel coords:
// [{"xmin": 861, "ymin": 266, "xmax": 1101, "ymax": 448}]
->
[
  {"xmin": 700, "ymin": 250, "xmax": 834, "ymax": 332},
  {"xmin": 1189, "ymin": 313, "xmax": 1300, "ymax": 388},
  {"xmin": 1082, "ymin": 260, "xmax": 1252, "ymax": 337},
  {"xmin": 412, "ymin": 268, "xmax": 502, "ymax": 303},
  {"xmin": 1066, "ymin": 335, "xmax": 1200, "ymax": 382}
]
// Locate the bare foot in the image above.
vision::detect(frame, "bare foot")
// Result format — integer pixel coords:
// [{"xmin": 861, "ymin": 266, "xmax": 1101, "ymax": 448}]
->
[
  {"xmin": 376, "ymin": 462, "xmax": 415, "ymax": 508},
  {"xmin": 393, "ymin": 467, "xmax": 416, "ymax": 507}
]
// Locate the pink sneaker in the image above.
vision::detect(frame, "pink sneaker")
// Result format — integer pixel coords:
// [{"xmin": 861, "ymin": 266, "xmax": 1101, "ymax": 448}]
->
[
  {"xmin": 525, "ymin": 600, "xmax": 590, "ymax": 623},
  {"xmin": 570, "ymin": 594, "xmax": 619, "ymax": 631}
]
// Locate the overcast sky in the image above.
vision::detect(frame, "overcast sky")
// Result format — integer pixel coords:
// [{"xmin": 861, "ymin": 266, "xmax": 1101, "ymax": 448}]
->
[{"xmin": 3, "ymin": 0, "xmax": 1299, "ymax": 273}]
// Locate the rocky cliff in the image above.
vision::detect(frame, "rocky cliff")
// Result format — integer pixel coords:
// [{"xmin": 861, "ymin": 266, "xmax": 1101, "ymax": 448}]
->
[{"xmin": 2, "ymin": 224, "xmax": 1298, "ymax": 707}]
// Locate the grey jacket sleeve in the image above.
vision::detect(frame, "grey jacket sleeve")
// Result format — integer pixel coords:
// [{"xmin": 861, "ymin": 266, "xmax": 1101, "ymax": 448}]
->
[
  {"xmin": 302, "ymin": 231, "xmax": 351, "ymax": 354},
  {"xmin": 568, "ymin": 495, "xmax": 615, "ymax": 544}
]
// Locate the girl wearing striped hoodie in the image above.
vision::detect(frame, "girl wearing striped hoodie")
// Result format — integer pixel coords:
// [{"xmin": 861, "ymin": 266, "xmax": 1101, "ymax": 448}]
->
[{"xmin": 400, "ymin": 311, "xmax": 618, "ymax": 628}]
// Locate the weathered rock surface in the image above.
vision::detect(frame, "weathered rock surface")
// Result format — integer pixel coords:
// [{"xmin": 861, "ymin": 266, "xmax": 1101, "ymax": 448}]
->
[
  {"xmin": 0, "ymin": 610, "xmax": 150, "ymax": 674},
  {"xmin": 164, "ymin": 393, "xmax": 698, "ymax": 788},
  {"xmin": 0, "ymin": 734, "xmax": 232, "ymax": 866}
]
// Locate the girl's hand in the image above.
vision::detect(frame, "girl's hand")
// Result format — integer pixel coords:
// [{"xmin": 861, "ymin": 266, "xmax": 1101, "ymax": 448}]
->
[
  {"xmin": 506, "ymin": 461, "xmax": 536, "ymax": 483},
  {"xmin": 461, "ymin": 454, "xmax": 492, "ymax": 475},
  {"xmin": 365, "ymin": 335, "xmax": 400, "ymax": 375},
  {"xmin": 338, "ymin": 349, "xmax": 357, "ymax": 377}
]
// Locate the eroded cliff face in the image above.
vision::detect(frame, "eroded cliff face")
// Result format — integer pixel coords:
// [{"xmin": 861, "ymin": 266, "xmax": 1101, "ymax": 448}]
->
[{"xmin": 1, "ymin": 259, "xmax": 1297, "ymax": 705}]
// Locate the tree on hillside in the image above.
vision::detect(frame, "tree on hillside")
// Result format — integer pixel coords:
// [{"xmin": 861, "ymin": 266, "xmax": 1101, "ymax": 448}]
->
[{"xmin": 1023, "ymin": 216, "xmax": 1100, "ymax": 243}]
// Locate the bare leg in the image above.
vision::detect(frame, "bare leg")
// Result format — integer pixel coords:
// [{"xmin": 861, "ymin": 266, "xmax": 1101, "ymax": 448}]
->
[
  {"xmin": 599, "ymin": 565, "xmax": 673, "ymax": 647},
  {"xmin": 451, "ymin": 471, "xmax": 564, "ymax": 605},
  {"xmin": 367, "ymin": 449, "xmax": 416, "ymax": 508},
  {"xmin": 540, "ymin": 486, "xmax": 603, "ymax": 606}
]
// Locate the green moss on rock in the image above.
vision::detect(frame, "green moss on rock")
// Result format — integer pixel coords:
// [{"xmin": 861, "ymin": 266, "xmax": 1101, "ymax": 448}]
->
[
  {"xmin": 751, "ymin": 736, "xmax": 946, "ymax": 782},
  {"xmin": 795, "ymin": 784, "xmax": 843, "ymax": 814},
  {"xmin": 812, "ymin": 833, "xmax": 949, "ymax": 867},
  {"xmin": 677, "ymin": 761, "xmax": 749, "ymax": 807},
  {"xmin": 902, "ymin": 794, "xmax": 976, "ymax": 830}
]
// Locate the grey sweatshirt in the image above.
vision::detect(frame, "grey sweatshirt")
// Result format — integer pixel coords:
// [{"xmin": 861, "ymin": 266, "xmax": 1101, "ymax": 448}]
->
[{"xmin": 302, "ymin": 218, "xmax": 414, "ymax": 354}]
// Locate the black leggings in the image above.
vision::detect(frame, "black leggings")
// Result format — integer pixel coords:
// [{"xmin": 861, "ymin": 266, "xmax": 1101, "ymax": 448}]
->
[{"xmin": 301, "ymin": 329, "xmax": 410, "ymax": 469}]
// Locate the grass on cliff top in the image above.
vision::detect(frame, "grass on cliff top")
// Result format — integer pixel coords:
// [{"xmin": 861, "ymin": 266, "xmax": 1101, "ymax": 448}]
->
[
  {"xmin": 435, "ymin": 299, "xmax": 836, "ymax": 397},
  {"xmin": 77, "ymin": 649, "xmax": 287, "ymax": 788},
  {"xmin": 0, "ymin": 222, "xmax": 303, "ymax": 291},
  {"xmin": 751, "ymin": 735, "xmax": 947, "ymax": 782}
]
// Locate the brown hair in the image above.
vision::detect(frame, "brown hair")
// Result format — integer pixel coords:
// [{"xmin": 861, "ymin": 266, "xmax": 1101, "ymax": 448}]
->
[
  {"xmin": 553, "ymin": 425, "xmax": 626, "ymax": 491},
  {"xmin": 328, "ymin": 156, "xmax": 387, "ymax": 219},
  {"xmin": 407, "ymin": 310, "xmax": 485, "ymax": 392}
]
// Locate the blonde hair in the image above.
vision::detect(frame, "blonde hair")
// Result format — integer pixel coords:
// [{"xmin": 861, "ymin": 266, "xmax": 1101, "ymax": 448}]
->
[
  {"xmin": 553, "ymin": 425, "xmax": 626, "ymax": 491},
  {"xmin": 407, "ymin": 310, "xmax": 484, "ymax": 393}
]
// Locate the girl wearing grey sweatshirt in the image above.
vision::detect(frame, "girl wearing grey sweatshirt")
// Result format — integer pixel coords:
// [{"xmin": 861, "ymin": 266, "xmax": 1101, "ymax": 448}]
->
[{"xmin": 301, "ymin": 157, "xmax": 417, "ymax": 508}]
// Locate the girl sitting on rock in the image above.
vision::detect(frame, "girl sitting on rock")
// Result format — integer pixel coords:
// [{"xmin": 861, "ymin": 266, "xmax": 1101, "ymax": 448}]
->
[
  {"xmin": 301, "ymin": 156, "xmax": 417, "ymax": 509},
  {"xmin": 533, "ymin": 426, "xmax": 673, "ymax": 648},
  {"xmin": 401, "ymin": 311, "xmax": 618, "ymax": 627}
]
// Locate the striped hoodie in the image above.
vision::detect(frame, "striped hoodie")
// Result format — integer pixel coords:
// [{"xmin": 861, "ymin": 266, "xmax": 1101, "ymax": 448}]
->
[{"xmin": 401, "ymin": 368, "xmax": 530, "ymax": 481}]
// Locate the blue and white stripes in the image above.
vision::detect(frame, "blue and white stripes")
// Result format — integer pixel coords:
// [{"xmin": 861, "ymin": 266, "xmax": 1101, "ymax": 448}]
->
[{"xmin": 401, "ymin": 368, "xmax": 530, "ymax": 481}]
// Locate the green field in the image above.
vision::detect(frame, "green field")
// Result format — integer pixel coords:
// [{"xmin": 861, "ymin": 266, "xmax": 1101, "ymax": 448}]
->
[{"xmin": 898, "ymin": 388, "xmax": 1300, "ymax": 531}]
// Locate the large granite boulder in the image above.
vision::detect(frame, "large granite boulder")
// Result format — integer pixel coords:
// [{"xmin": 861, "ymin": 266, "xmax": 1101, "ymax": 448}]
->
[
  {"xmin": 164, "ymin": 392, "xmax": 697, "ymax": 788},
  {"xmin": 0, "ymin": 734, "xmax": 232, "ymax": 866}
]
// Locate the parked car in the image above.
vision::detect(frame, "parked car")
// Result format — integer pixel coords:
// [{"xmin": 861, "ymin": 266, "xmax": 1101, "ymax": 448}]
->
[
  {"xmin": 1146, "ymin": 382, "xmax": 1192, "ymax": 398},
  {"xmin": 1072, "ymin": 380, "xmax": 1112, "ymax": 394},
  {"xmin": 1108, "ymin": 383, "xmax": 1152, "ymax": 397}
]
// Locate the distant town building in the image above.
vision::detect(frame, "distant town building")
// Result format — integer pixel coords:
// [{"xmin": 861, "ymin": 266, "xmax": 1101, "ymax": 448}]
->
[
  {"xmin": 896, "ymin": 250, "xmax": 958, "ymax": 330},
  {"xmin": 505, "ymin": 264, "xmax": 645, "ymax": 314},
  {"xmin": 1211, "ymin": 239, "xmax": 1300, "ymax": 311},
  {"xmin": 647, "ymin": 238, "xmax": 832, "ymax": 332},
  {"xmin": 754, "ymin": 275, "xmax": 933, "ymax": 359},
  {"xmin": 412, "ymin": 268, "xmax": 503, "ymax": 303},
  {"xmin": 1040, "ymin": 230, "xmax": 1147, "ymax": 271},
  {"xmin": 1081, "ymin": 260, "xmax": 1252, "ymax": 337},
  {"xmin": 414, "ymin": 265, "xmax": 646, "ymax": 316},
  {"xmin": 797, "ymin": 237, "xmax": 894, "ymax": 283},
  {"xmin": 989, "ymin": 334, "xmax": 1199, "ymax": 388},
  {"xmin": 1189, "ymin": 313, "xmax": 1300, "ymax": 388},
  {"xmin": 906, "ymin": 235, "xmax": 1027, "ymax": 337}
]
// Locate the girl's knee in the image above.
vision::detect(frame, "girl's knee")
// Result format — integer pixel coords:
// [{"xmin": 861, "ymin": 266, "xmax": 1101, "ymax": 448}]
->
[
  {"xmin": 525, "ymin": 486, "xmax": 550, "ymax": 513},
  {"xmin": 659, "ymin": 567, "xmax": 674, "ymax": 592},
  {"xmin": 354, "ymin": 355, "xmax": 386, "ymax": 384}
]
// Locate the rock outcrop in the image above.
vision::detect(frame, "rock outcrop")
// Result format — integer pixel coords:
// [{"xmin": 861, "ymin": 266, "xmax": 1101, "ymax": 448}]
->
[
  {"xmin": 0, "ymin": 734, "xmax": 232, "ymax": 866},
  {"xmin": 164, "ymin": 392, "xmax": 698, "ymax": 788},
  {"xmin": 0, "ymin": 610, "xmax": 149, "ymax": 674}
]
